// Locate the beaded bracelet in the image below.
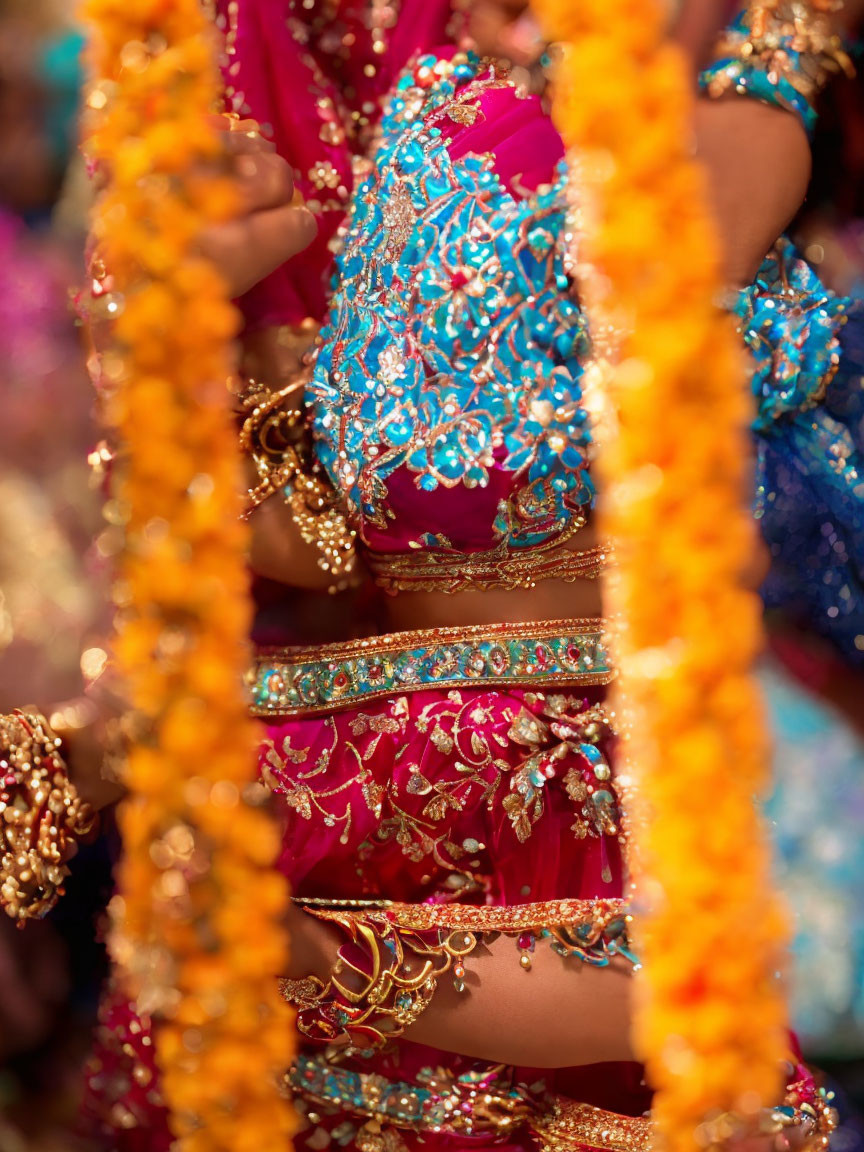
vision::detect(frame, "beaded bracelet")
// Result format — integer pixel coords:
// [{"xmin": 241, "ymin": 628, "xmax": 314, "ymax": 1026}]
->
[
  {"xmin": 279, "ymin": 897, "xmax": 636, "ymax": 1051},
  {"xmin": 699, "ymin": 2, "xmax": 855, "ymax": 139},
  {"xmin": 0, "ymin": 710, "xmax": 97, "ymax": 922}
]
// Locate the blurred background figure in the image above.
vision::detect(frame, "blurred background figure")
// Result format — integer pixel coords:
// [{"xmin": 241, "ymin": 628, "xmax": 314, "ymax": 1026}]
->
[{"xmin": 0, "ymin": 3, "xmax": 112, "ymax": 1149}]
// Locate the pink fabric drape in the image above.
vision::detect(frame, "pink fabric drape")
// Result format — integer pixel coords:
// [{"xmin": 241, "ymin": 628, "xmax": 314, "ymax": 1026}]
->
[{"xmin": 217, "ymin": 0, "xmax": 459, "ymax": 330}]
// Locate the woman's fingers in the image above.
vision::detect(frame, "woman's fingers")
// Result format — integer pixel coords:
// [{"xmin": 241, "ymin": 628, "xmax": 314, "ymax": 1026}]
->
[
  {"xmin": 200, "ymin": 120, "xmax": 309, "ymax": 292},
  {"xmin": 234, "ymin": 149, "xmax": 296, "ymax": 214},
  {"xmin": 219, "ymin": 124, "xmax": 277, "ymax": 157},
  {"xmin": 218, "ymin": 127, "xmax": 295, "ymax": 212},
  {"xmin": 200, "ymin": 201, "xmax": 318, "ymax": 297},
  {"xmin": 92, "ymin": 113, "xmax": 312, "ymax": 298}
]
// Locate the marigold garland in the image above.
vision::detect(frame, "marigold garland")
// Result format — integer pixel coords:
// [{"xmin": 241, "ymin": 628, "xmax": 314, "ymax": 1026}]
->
[
  {"xmin": 532, "ymin": 2, "xmax": 790, "ymax": 1149},
  {"xmin": 80, "ymin": 3, "xmax": 294, "ymax": 1149}
]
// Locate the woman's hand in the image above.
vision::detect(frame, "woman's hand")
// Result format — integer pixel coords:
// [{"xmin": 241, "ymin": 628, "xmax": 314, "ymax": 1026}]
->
[
  {"xmin": 89, "ymin": 119, "xmax": 317, "ymax": 299},
  {"xmin": 200, "ymin": 122, "xmax": 318, "ymax": 298},
  {"xmin": 694, "ymin": 97, "xmax": 812, "ymax": 287}
]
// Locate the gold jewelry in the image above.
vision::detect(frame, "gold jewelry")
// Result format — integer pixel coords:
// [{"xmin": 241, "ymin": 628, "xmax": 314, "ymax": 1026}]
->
[
  {"xmin": 280, "ymin": 897, "xmax": 633, "ymax": 1049},
  {"xmin": 701, "ymin": 0, "xmax": 855, "ymax": 137},
  {"xmin": 0, "ymin": 710, "xmax": 96, "ymax": 922},
  {"xmin": 236, "ymin": 375, "xmax": 307, "ymax": 514},
  {"xmin": 745, "ymin": 0, "xmax": 853, "ymax": 105},
  {"xmin": 236, "ymin": 374, "xmax": 358, "ymax": 591},
  {"xmin": 284, "ymin": 466, "xmax": 358, "ymax": 592}
]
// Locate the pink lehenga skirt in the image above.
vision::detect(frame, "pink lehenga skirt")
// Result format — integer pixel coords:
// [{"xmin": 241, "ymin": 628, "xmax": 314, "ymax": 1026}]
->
[{"xmin": 82, "ymin": 617, "xmax": 670, "ymax": 1151}]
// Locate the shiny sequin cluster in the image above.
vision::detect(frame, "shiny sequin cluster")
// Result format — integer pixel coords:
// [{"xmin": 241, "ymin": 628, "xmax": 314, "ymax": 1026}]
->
[
  {"xmin": 736, "ymin": 240, "xmax": 864, "ymax": 662},
  {"xmin": 0, "ymin": 710, "xmax": 95, "ymax": 921},
  {"xmin": 700, "ymin": 1, "xmax": 853, "ymax": 138},
  {"xmin": 289, "ymin": 1052, "xmax": 537, "ymax": 1145},
  {"xmin": 288, "ymin": 1051, "xmax": 654, "ymax": 1150},
  {"xmin": 736, "ymin": 239, "xmax": 847, "ymax": 430}
]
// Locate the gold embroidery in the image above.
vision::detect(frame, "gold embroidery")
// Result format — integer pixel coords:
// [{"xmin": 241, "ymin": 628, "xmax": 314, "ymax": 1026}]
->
[
  {"xmin": 292, "ymin": 895, "xmax": 628, "ymax": 932},
  {"xmin": 382, "ymin": 179, "xmax": 416, "ymax": 254},
  {"xmin": 263, "ymin": 681, "xmax": 620, "ymax": 880},
  {"xmin": 288, "ymin": 1053, "xmax": 833, "ymax": 1152},
  {"xmin": 366, "ymin": 537, "xmax": 612, "ymax": 594},
  {"xmin": 445, "ymin": 100, "xmax": 483, "ymax": 126},
  {"xmin": 250, "ymin": 618, "xmax": 613, "ymax": 716}
]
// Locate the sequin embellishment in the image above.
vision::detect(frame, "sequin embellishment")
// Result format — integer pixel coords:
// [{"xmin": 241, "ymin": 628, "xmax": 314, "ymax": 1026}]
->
[{"xmin": 250, "ymin": 619, "xmax": 612, "ymax": 715}]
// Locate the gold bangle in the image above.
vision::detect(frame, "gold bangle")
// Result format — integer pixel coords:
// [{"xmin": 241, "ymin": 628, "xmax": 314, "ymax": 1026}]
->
[
  {"xmin": 0, "ymin": 710, "xmax": 97, "ymax": 922},
  {"xmin": 236, "ymin": 372, "xmax": 358, "ymax": 590},
  {"xmin": 236, "ymin": 375, "xmax": 307, "ymax": 516}
]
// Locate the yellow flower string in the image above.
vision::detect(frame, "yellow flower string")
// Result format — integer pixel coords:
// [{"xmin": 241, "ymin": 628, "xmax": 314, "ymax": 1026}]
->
[
  {"xmin": 532, "ymin": 2, "xmax": 790, "ymax": 1149},
  {"xmin": 81, "ymin": 4, "xmax": 294, "ymax": 1149}
]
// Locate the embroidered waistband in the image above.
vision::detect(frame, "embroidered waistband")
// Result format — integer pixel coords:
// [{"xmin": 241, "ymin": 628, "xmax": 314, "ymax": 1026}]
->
[
  {"xmin": 287, "ymin": 1052, "xmax": 651, "ymax": 1150},
  {"xmin": 365, "ymin": 538, "xmax": 613, "ymax": 596},
  {"xmin": 250, "ymin": 618, "xmax": 613, "ymax": 716},
  {"xmin": 292, "ymin": 894, "xmax": 628, "ymax": 933}
]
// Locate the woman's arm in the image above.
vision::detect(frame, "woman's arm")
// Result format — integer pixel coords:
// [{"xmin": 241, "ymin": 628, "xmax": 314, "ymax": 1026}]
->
[
  {"xmin": 694, "ymin": 97, "xmax": 812, "ymax": 287},
  {"xmin": 406, "ymin": 934, "xmax": 635, "ymax": 1067},
  {"xmin": 287, "ymin": 902, "xmax": 635, "ymax": 1070},
  {"xmin": 247, "ymin": 480, "xmax": 357, "ymax": 591},
  {"xmin": 692, "ymin": 0, "xmax": 863, "ymax": 287}
]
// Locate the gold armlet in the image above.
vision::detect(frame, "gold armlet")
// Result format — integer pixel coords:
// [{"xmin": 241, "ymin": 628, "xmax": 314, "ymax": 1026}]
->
[{"xmin": 279, "ymin": 897, "xmax": 635, "ymax": 1051}]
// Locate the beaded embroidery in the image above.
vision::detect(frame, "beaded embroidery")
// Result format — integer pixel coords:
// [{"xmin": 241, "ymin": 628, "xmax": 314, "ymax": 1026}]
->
[
  {"xmin": 309, "ymin": 52, "xmax": 593, "ymax": 559},
  {"xmin": 288, "ymin": 1052, "xmax": 653, "ymax": 1149},
  {"xmin": 365, "ymin": 535, "xmax": 612, "ymax": 593},
  {"xmin": 250, "ymin": 619, "xmax": 612, "ymax": 715},
  {"xmin": 261, "ymin": 685, "xmax": 624, "ymax": 894}
]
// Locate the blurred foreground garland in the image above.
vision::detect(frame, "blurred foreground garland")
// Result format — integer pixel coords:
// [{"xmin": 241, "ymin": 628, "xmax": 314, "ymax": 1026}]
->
[
  {"xmin": 532, "ymin": 1, "xmax": 790, "ymax": 1149},
  {"xmin": 80, "ymin": 2, "xmax": 294, "ymax": 1148}
]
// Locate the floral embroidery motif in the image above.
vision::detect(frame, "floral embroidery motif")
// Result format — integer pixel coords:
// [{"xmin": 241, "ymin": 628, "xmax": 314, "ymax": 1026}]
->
[
  {"xmin": 261, "ymin": 675, "xmax": 623, "ymax": 887},
  {"xmin": 503, "ymin": 699, "xmax": 618, "ymax": 844},
  {"xmin": 309, "ymin": 51, "xmax": 594, "ymax": 551}
]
